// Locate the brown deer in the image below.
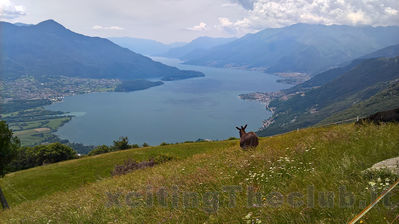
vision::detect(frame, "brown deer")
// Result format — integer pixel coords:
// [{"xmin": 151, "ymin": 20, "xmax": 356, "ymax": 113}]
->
[{"xmin": 236, "ymin": 124, "xmax": 259, "ymax": 150}]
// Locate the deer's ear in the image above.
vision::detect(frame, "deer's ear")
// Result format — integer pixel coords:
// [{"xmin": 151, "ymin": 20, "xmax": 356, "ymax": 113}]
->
[
  {"xmin": 236, "ymin": 127, "xmax": 240, "ymax": 130},
  {"xmin": 243, "ymin": 124, "xmax": 247, "ymax": 129}
]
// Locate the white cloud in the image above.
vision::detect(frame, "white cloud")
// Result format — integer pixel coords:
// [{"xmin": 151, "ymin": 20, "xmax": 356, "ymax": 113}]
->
[
  {"xmin": 222, "ymin": 0, "xmax": 399, "ymax": 34},
  {"xmin": 0, "ymin": 0, "xmax": 25, "ymax": 19},
  {"xmin": 187, "ymin": 22, "xmax": 207, "ymax": 31},
  {"xmin": 385, "ymin": 7, "xmax": 398, "ymax": 15},
  {"xmin": 92, "ymin": 25, "xmax": 124, "ymax": 30},
  {"xmin": 218, "ymin": 17, "xmax": 233, "ymax": 27}
]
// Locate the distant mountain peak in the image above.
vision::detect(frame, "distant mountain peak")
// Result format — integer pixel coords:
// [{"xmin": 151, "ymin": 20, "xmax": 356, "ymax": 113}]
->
[{"xmin": 36, "ymin": 19, "xmax": 66, "ymax": 30}]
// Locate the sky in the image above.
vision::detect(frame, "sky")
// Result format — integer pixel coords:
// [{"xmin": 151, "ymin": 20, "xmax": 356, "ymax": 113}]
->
[{"xmin": 0, "ymin": 0, "xmax": 398, "ymax": 43}]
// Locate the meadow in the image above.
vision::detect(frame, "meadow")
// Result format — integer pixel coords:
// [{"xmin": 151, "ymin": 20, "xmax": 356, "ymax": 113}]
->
[{"xmin": 0, "ymin": 123, "xmax": 398, "ymax": 223}]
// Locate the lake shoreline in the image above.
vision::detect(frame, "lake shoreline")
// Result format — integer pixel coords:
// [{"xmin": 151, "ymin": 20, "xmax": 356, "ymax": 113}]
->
[{"xmin": 45, "ymin": 59, "xmax": 289, "ymax": 146}]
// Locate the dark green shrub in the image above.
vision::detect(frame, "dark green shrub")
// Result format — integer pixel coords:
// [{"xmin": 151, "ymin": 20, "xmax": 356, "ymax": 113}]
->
[
  {"xmin": 88, "ymin": 145, "xmax": 112, "ymax": 156},
  {"xmin": 113, "ymin": 137, "xmax": 130, "ymax": 150},
  {"xmin": 8, "ymin": 143, "xmax": 77, "ymax": 171}
]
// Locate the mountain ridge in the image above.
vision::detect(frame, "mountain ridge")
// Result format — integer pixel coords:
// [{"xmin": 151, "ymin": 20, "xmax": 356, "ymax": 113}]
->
[
  {"xmin": 0, "ymin": 19, "xmax": 204, "ymax": 81},
  {"xmin": 109, "ymin": 37, "xmax": 186, "ymax": 56},
  {"xmin": 162, "ymin": 36, "xmax": 237, "ymax": 59},
  {"xmin": 257, "ymin": 56, "xmax": 399, "ymax": 136},
  {"xmin": 183, "ymin": 23, "xmax": 399, "ymax": 74}
]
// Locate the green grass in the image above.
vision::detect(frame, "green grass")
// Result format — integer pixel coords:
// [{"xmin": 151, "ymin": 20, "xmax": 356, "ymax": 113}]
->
[
  {"xmin": 1, "ymin": 123, "xmax": 399, "ymax": 223},
  {"xmin": 2, "ymin": 106, "xmax": 72, "ymax": 146},
  {"xmin": 11, "ymin": 117, "xmax": 71, "ymax": 146},
  {"xmin": 0, "ymin": 141, "xmax": 232, "ymax": 206}
]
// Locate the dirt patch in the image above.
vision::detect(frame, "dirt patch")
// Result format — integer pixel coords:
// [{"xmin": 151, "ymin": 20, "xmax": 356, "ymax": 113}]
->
[{"xmin": 34, "ymin": 128, "xmax": 51, "ymax": 132}]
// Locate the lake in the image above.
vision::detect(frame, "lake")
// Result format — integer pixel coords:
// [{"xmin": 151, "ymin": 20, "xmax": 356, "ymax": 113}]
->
[{"xmin": 45, "ymin": 58, "xmax": 290, "ymax": 146}]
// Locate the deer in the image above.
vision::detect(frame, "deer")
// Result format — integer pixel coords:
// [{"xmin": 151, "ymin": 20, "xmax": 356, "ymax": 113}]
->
[{"xmin": 236, "ymin": 124, "xmax": 259, "ymax": 150}]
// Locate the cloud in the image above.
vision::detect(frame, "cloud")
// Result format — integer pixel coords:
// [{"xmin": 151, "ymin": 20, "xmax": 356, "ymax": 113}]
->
[
  {"xmin": 0, "ymin": 0, "xmax": 26, "ymax": 19},
  {"xmin": 187, "ymin": 22, "xmax": 208, "ymax": 31},
  {"xmin": 218, "ymin": 17, "xmax": 233, "ymax": 27},
  {"xmin": 221, "ymin": 0, "xmax": 399, "ymax": 34},
  {"xmin": 92, "ymin": 25, "xmax": 124, "ymax": 30},
  {"xmin": 229, "ymin": 0, "xmax": 256, "ymax": 10}
]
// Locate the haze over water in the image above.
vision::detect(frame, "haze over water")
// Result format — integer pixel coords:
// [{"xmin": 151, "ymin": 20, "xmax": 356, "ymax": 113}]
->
[{"xmin": 45, "ymin": 58, "xmax": 290, "ymax": 146}]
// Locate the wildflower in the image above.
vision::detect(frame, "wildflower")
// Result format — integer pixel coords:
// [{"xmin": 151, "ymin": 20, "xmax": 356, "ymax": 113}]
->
[
  {"xmin": 244, "ymin": 212, "xmax": 253, "ymax": 219},
  {"xmin": 368, "ymin": 181, "xmax": 376, "ymax": 187}
]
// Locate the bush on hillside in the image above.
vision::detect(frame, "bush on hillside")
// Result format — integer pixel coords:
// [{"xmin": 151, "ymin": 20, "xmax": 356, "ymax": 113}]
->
[
  {"xmin": 227, "ymin": 137, "xmax": 238, "ymax": 140},
  {"xmin": 131, "ymin": 144, "xmax": 140, "ymax": 148},
  {"xmin": 88, "ymin": 145, "xmax": 113, "ymax": 156}
]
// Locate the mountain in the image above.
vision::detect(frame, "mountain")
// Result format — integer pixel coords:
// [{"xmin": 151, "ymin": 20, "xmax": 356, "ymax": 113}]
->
[
  {"xmin": 162, "ymin": 36, "xmax": 237, "ymax": 59},
  {"xmin": 108, "ymin": 37, "xmax": 185, "ymax": 56},
  {"xmin": 184, "ymin": 23, "xmax": 399, "ymax": 74},
  {"xmin": 0, "ymin": 20, "xmax": 204, "ymax": 81},
  {"xmin": 360, "ymin": 44, "xmax": 399, "ymax": 59},
  {"xmin": 13, "ymin": 22, "xmax": 32, "ymax": 27},
  {"xmin": 257, "ymin": 56, "xmax": 399, "ymax": 136},
  {"xmin": 285, "ymin": 44, "xmax": 399, "ymax": 94}
]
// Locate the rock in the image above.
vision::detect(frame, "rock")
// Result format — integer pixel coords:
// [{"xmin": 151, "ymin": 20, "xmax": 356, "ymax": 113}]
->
[{"xmin": 369, "ymin": 157, "xmax": 399, "ymax": 175}]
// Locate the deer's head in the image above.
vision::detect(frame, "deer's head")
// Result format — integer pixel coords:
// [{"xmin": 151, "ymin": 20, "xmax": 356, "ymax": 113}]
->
[{"xmin": 235, "ymin": 124, "xmax": 247, "ymax": 137}]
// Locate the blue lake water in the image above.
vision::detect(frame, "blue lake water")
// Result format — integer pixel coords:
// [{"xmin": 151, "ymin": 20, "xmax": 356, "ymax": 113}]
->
[{"xmin": 45, "ymin": 57, "xmax": 290, "ymax": 146}]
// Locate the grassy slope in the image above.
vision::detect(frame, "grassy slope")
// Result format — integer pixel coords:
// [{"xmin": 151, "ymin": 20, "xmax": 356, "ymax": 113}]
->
[
  {"xmin": 320, "ymin": 80, "xmax": 399, "ymax": 124},
  {"xmin": 1, "ymin": 124, "xmax": 399, "ymax": 223},
  {"xmin": 0, "ymin": 141, "xmax": 231, "ymax": 206}
]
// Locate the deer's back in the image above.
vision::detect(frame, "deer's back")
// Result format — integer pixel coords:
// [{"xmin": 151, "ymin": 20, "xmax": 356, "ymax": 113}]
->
[{"xmin": 240, "ymin": 132, "xmax": 259, "ymax": 149}]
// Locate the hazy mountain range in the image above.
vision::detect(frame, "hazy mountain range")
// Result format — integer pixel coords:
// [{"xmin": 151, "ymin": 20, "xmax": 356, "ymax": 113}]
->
[
  {"xmin": 108, "ymin": 37, "xmax": 185, "ymax": 56},
  {"xmin": 160, "ymin": 36, "xmax": 237, "ymax": 60},
  {"xmin": 0, "ymin": 20, "xmax": 204, "ymax": 81},
  {"xmin": 110, "ymin": 36, "xmax": 237, "ymax": 60},
  {"xmin": 182, "ymin": 23, "xmax": 399, "ymax": 74}
]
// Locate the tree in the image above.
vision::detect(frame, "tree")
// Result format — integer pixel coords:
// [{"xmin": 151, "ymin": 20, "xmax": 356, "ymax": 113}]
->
[
  {"xmin": 7, "ymin": 143, "xmax": 77, "ymax": 173},
  {"xmin": 35, "ymin": 143, "xmax": 77, "ymax": 164},
  {"xmin": 113, "ymin": 136, "xmax": 130, "ymax": 150},
  {"xmin": 0, "ymin": 121, "xmax": 20, "ymax": 209}
]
